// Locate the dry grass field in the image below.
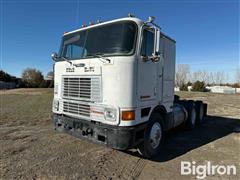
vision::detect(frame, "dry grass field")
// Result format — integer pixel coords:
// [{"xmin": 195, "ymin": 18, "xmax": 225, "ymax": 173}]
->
[{"xmin": 0, "ymin": 89, "xmax": 239, "ymax": 179}]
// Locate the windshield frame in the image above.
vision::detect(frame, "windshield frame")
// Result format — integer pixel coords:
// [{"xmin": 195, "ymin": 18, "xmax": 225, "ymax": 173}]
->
[{"xmin": 58, "ymin": 20, "xmax": 139, "ymax": 61}]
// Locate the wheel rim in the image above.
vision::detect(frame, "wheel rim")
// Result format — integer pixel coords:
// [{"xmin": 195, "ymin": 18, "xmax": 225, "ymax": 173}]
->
[
  {"xmin": 191, "ymin": 108, "xmax": 196, "ymax": 125},
  {"xmin": 149, "ymin": 122, "xmax": 162, "ymax": 149}
]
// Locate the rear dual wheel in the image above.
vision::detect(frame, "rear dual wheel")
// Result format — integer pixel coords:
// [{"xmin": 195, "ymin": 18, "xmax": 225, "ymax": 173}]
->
[
  {"xmin": 195, "ymin": 101, "xmax": 205, "ymax": 124},
  {"xmin": 185, "ymin": 101, "xmax": 197, "ymax": 129},
  {"xmin": 184, "ymin": 100, "xmax": 206, "ymax": 129}
]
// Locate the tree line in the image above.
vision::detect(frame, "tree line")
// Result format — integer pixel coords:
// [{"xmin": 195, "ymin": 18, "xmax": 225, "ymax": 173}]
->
[
  {"xmin": 175, "ymin": 64, "xmax": 240, "ymax": 91},
  {"xmin": 1, "ymin": 65, "xmax": 240, "ymax": 90},
  {"xmin": 21, "ymin": 68, "xmax": 53, "ymax": 88},
  {"xmin": 0, "ymin": 68, "xmax": 53, "ymax": 88},
  {"xmin": 0, "ymin": 70, "xmax": 14, "ymax": 82}
]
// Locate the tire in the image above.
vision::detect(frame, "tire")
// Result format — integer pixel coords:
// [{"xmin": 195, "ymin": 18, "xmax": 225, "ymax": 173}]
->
[
  {"xmin": 195, "ymin": 101, "xmax": 205, "ymax": 124},
  {"xmin": 184, "ymin": 101, "xmax": 197, "ymax": 129},
  {"xmin": 174, "ymin": 95, "xmax": 180, "ymax": 102},
  {"xmin": 138, "ymin": 113, "xmax": 165, "ymax": 159},
  {"xmin": 203, "ymin": 103, "xmax": 208, "ymax": 116}
]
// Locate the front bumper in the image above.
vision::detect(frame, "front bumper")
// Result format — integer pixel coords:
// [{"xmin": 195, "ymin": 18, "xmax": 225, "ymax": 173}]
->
[{"xmin": 53, "ymin": 113, "xmax": 147, "ymax": 150}]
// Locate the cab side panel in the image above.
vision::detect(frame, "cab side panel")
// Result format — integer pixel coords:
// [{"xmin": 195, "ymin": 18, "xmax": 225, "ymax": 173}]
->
[{"xmin": 161, "ymin": 36, "xmax": 176, "ymax": 112}]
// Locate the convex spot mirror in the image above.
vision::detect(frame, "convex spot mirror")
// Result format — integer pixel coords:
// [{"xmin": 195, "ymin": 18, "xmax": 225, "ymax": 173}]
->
[{"xmin": 51, "ymin": 52, "xmax": 58, "ymax": 61}]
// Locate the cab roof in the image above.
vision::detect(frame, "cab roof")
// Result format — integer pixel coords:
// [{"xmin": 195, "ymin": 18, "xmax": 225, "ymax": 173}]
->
[
  {"xmin": 63, "ymin": 17, "xmax": 143, "ymax": 36},
  {"xmin": 63, "ymin": 17, "xmax": 176, "ymax": 43}
]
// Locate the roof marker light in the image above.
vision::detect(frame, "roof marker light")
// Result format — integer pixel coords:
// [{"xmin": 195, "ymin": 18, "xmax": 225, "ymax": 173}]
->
[
  {"xmin": 148, "ymin": 16, "xmax": 155, "ymax": 23},
  {"xmin": 128, "ymin": 13, "xmax": 135, "ymax": 17}
]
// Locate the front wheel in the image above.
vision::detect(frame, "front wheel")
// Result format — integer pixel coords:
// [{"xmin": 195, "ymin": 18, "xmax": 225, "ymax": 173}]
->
[{"xmin": 138, "ymin": 113, "xmax": 165, "ymax": 159}]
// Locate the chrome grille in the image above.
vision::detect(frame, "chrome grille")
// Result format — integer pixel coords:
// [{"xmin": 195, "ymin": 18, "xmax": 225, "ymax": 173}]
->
[
  {"xmin": 62, "ymin": 76, "xmax": 101, "ymax": 102},
  {"xmin": 63, "ymin": 101, "xmax": 90, "ymax": 117}
]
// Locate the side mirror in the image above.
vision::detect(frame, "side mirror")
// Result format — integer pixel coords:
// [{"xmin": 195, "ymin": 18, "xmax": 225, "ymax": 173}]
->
[
  {"xmin": 151, "ymin": 28, "xmax": 160, "ymax": 62},
  {"xmin": 51, "ymin": 52, "xmax": 58, "ymax": 61},
  {"xmin": 155, "ymin": 28, "xmax": 160, "ymax": 54}
]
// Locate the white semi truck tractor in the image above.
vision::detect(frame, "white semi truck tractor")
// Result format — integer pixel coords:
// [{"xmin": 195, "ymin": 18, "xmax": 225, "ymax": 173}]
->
[{"xmin": 51, "ymin": 15, "xmax": 207, "ymax": 158}]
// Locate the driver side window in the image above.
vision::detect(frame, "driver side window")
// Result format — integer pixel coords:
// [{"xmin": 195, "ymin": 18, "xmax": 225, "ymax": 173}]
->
[{"xmin": 141, "ymin": 29, "xmax": 154, "ymax": 57}]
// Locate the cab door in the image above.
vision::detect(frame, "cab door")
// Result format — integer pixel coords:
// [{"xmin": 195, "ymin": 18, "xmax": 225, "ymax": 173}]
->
[{"xmin": 137, "ymin": 27, "xmax": 160, "ymax": 103}]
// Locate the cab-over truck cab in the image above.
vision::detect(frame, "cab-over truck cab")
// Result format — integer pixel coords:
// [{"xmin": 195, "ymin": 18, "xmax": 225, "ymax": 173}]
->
[{"xmin": 52, "ymin": 15, "xmax": 206, "ymax": 158}]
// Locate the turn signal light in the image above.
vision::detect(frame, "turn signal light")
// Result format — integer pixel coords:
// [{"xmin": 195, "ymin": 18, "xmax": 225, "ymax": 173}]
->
[{"xmin": 122, "ymin": 110, "xmax": 135, "ymax": 121}]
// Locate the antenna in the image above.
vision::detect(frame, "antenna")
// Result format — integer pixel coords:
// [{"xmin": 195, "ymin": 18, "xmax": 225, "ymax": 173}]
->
[{"xmin": 75, "ymin": 0, "xmax": 80, "ymax": 28}]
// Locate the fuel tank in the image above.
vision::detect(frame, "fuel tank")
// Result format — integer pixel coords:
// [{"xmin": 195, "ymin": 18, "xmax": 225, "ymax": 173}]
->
[{"xmin": 172, "ymin": 103, "xmax": 187, "ymax": 127}]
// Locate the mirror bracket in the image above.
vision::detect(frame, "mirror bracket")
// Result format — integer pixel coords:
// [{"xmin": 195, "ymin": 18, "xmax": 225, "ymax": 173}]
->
[
  {"xmin": 150, "ymin": 55, "xmax": 160, "ymax": 62},
  {"xmin": 141, "ymin": 56, "xmax": 149, "ymax": 62}
]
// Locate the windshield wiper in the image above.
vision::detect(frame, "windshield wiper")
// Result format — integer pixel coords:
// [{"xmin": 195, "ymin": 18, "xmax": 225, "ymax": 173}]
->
[
  {"xmin": 60, "ymin": 56, "xmax": 72, "ymax": 65},
  {"xmin": 88, "ymin": 53, "xmax": 111, "ymax": 63}
]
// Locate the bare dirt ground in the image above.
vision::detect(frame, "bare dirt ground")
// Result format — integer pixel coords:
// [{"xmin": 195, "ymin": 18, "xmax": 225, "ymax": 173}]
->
[{"xmin": 0, "ymin": 89, "xmax": 239, "ymax": 180}]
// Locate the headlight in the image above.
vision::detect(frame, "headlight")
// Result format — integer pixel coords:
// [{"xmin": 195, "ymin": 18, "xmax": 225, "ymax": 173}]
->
[
  {"xmin": 104, "ymin": 108, "xmax": 116, "ymax": 121},
  {"xmin": 53, "ymin": 99, "xmax": 59, "ymax": 111}
]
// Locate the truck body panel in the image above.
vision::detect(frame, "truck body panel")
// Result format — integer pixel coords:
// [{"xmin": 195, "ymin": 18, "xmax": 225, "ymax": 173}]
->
[{"xmin": 52, "ymin": 16, "xmax": 204, "ymax": 155}]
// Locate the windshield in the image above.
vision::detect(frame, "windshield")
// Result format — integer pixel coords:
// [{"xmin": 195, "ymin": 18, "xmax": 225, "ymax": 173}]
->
[{"xmin": 59, "ymin": 21, "xmax": 137, "ymax": 60}]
